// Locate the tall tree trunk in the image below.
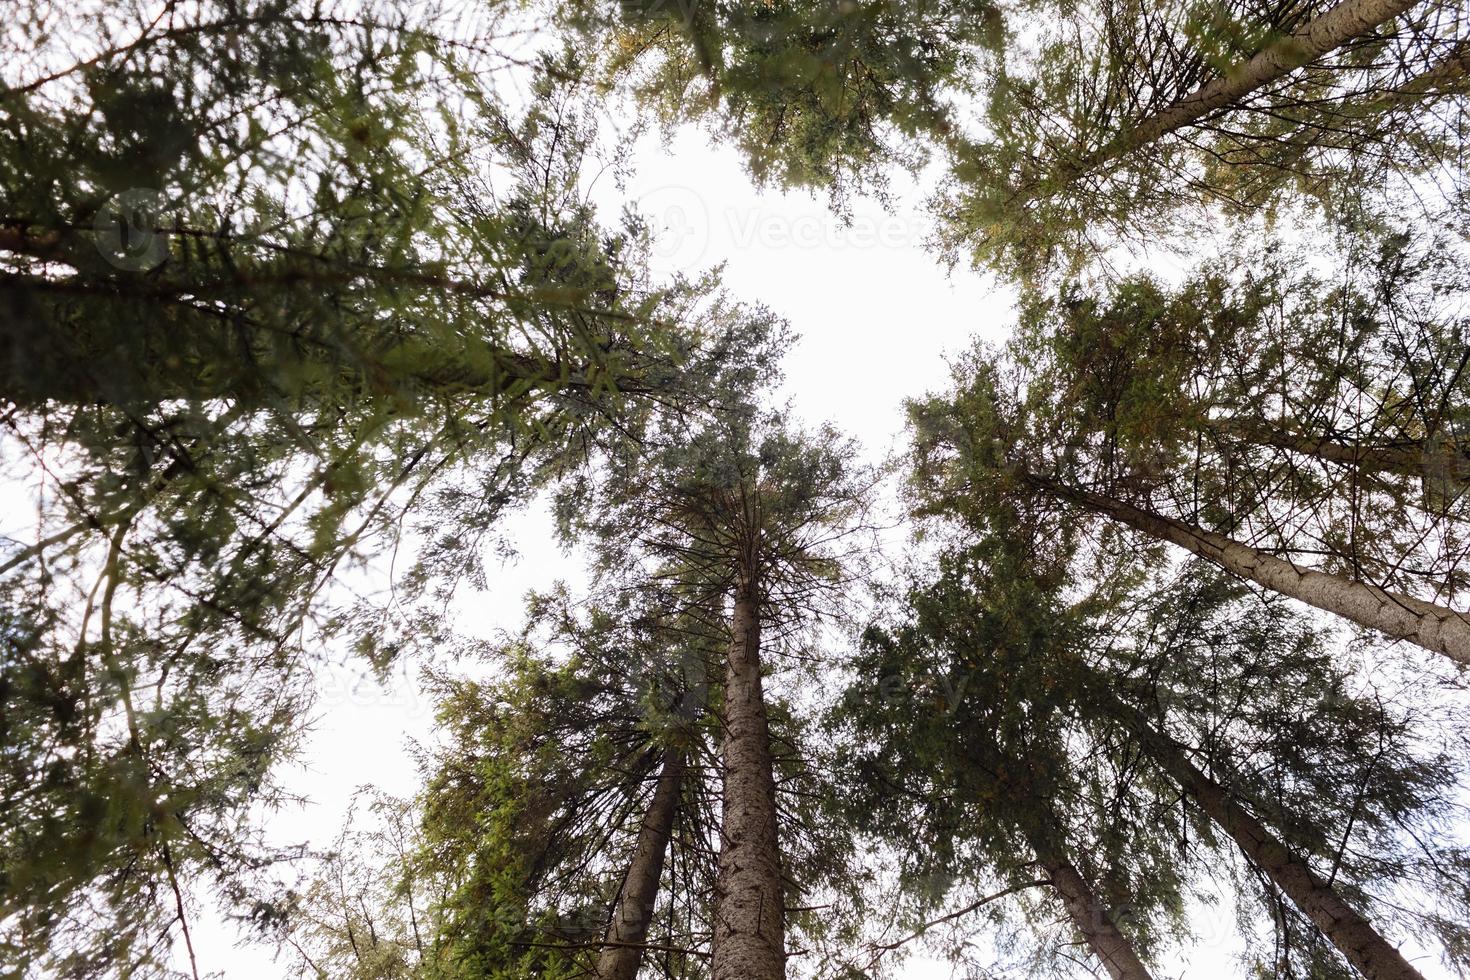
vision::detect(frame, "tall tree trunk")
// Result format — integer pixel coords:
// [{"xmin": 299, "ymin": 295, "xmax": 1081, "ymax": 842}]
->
[
  {"xmin": 1213, "ymin": 419, "xmax": 1469, "ymax": 482},
  {"xmin": 1023, "ymin": 473, "xmax": 1470, "ymax": 667},
  {"xmin": 1392, "ymin": 37, "xmax": 1470, "ymax": 98},
  {"xmin": 0, "ymin": 274, "xmax": 627, "ymax": 408},
  {"xmin": 1075, "ymin": 0, "xmax": 1419, "ymax": 177},
  {"xmin": 1022, "ymin": 812, "xmax": 1156, "ymax": 980},
  {"xmin": 710, "ymin": 584, "xmax": 786, "ymax": 980},
  {"xmin": 1103, "ymin": 693, "xmax": 1427, "ymax": 980},
  {"xmin": 597, "ymin": 747, "xmax": 686, "ymax": 980}
]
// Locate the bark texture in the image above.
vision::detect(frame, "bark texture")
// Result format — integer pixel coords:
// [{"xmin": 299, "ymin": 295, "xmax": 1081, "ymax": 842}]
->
[
  {"xmin": 1026, "ymin": 474, "xmax": 1470, "ymax": 667},
  {"xmin": 1024, "ymin": 820, "xmax": 1156, "ymax": 980},
  {"xmin": 1078, "ymin": 0, "xmax": 1419, "ymax": 175},
  {"xmin": 1110, "ymin": 697, "xmax": 1427, "ymax": 980},
  {"xmin": 597, "ymin": 748, "xmax": 686, "ymax": 980},
  {"xmin": 710, "ymin": 587, "xmax": 786, "ymax": 980}
]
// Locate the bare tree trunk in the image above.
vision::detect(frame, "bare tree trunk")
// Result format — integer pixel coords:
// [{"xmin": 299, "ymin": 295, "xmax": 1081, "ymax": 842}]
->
[
  {"xmin": 1107, "ymin": 696, "xmax": 1427, "ymax": 980},
  {"xmin": 0, "ymin": 273, "xmax": 623, "ymax": 408},
  {"xmin": 597, "ymin": 748, "xmax": 686, "ymax": 980},
  {"xmin": 1024, "ymin": 473, "xmax": 1470, "ymax": 667},
  {"xmin": 1076, "ymin": 0, "xmax": 1419, "ymax": 176},
  {"xmin": 1381, "ymin": 36, "xmax": 1470, "ymax": 100},
  {"xmin": 710, "ymin": 585, "xmax": 786, "ymax": 980},
  {"xmin": 1213, "ymin": 419, "xmax": 1469, "ymax": 482},
  {"xmin": 1023, "ymin": 818, "xmax": 1156, "ymax": 980}
]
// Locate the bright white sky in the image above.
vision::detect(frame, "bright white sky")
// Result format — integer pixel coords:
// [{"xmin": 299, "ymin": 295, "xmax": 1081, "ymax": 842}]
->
[{"xmin": 181, "ymin": 91, "xmax": 1457, "ymax": 980}]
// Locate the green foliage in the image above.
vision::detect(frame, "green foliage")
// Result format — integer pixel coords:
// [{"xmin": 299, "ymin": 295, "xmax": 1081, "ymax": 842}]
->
[
  {"xmin": 412, "ymin": 589, "xmax": 720, "ymax": 980},
  {"xmin": 568, "ymin": 0, "xmax": 1002, "ymax": 202},
  {"xmin": 831, "ymin": 523, "xmax": 1470, "ymax": 976},
  {"xmin": 1099, "ymin": 570, "xmax": 1470, "ymax": 975},
  {"xmin": 283, "ymin": 578, "xmax": 732, "ymax": 977},
  {"xmin": 933, "ymin": 0, "xmax": 1470, "ymax": 278},
  {"xmin": 560, "ymin": 392, "xmax": 879, "ymax": 631},
  {"xmin": 827, "ymin": 512, "xmax": 1186, "ymax": 975},
  {"xmin": 910, "ymin": 232, "xmax": 1470, "ymax": 613}
]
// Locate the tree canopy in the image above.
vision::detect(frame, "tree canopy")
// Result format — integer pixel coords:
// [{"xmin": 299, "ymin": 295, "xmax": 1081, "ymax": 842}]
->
[{"xmin": 3, "ymin": 2, "xmax": 1469, "ymax": 979}]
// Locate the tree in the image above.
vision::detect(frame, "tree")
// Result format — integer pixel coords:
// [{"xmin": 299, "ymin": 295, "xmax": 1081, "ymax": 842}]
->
[
  {"xmin": 1019, "ymin": 793, "xmax": 1157, "ymax": 980},
  {"xmin": 1072, "ymin": 562, "xmax": 1470, "ymax": 976},
  {"xmin": 934, "ymin": 0, "xmax": 1469, "ymax": 278},
  {"xmin": 289, "ymin": 584, "xmax": 725, "ymax": 980},
  {"xmin": 833, "ymin": 510, "xmax": 1470, "ymax": 977},
  {"xmin": 0, "ymin": 6, "xmax": 785, "ymax": 971},
  {"xmin": 829, "ymin": 512, "xmax": 1182, "ymax": 979},
  {"xmin": 562, "ymin": 397, "xmax": 878, "ymax": 979},
  {"xmin": 286, "ymin": 792, "xmax": 441, "ymax": 980},
  {"xmin": 1055, "ymin": 0, "xmax": 1425, "ymax": 178},
  {"xmin": 908, "ymin": 234, "xmax": 1470, "ymax": 668},
  {"xmin": 1091, "ymin": 681, "xmax": 1428, "ymax": 980},
  {"xmin": 288, "ymin": 550, "xmax": 865, "ymax": 980},
  {"xmin": 2, "ymin": 0, "xmax": 681, "ymax": 413},
  {"xmin": 418, "ymin": 591, "xmax": 721, "ymax": 980},
  {"xmin": 561, "ymin": 0, "xmax": 1001, "ymax": 202}
]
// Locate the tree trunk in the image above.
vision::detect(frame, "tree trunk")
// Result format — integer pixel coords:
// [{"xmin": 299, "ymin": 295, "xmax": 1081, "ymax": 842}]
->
[
  {"xmin": 1106, "ymin": 695, "xmax": 1427, "ymax": 980},
  {"xmin": 597, "ymin": 747, "xmax": 686, "ymax": 980},
  {"xmin": 1023, "ymin": 473, "xmax": 1470, "ymax": 667},
  {"xmin": 1076, "ymin": 0, "xmax": 1419, "ymax": 176},
  {"xmin": 0, "ymin": 274, "xmax": 631, "ymax": 408},
  {"xmin": 710, "ymin": 585, "xmax": 786, "ymax": 980},
  {"xmin": 1382, "ymin": 36, "xmax": 1470, "ymax": 100},
  {"xmin": 1214, "ymin": 419, "xmax": 1469, "ymax": 483},
  {"xmin": 1022, "ymin": 816, "xmax": 1156, "ymax": 980}
]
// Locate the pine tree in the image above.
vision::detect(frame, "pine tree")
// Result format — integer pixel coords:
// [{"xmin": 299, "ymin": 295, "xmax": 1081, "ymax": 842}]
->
[
  {"xmin": 832, "ymin": 513, "xmax": 1470, "ymax": 977},
  {"xmin": 829, "ymin": 512, "xmax": 1183, "ymax": 978},
  {"xmin": 289, "ymin": 584, "xmax": 726, "ymax": 979},
  {"xmin": 934, "ymin": 0, "xmax": 1468, "ymax": 277},
  {"xmin": 562, "ymin": 394, "xmax": 877, "ymax": 979},
  {"xmin": 288, "ymin": 549, "xmax": 865, "ymax": 980},
  {"xmin": 1078, "ymin": 566, "xmax": 1470, "ymax": 976},
  {"xmin": 3, "ymin": 1, "xmax": 687, "ymax": 414},
  {"xmin": 561, "ymin": 0, "xmax": 1001, "ymax": 201},
  {"xmin": 909, "ymin": 234, "xmax": 1470, "ymax": 668}
]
